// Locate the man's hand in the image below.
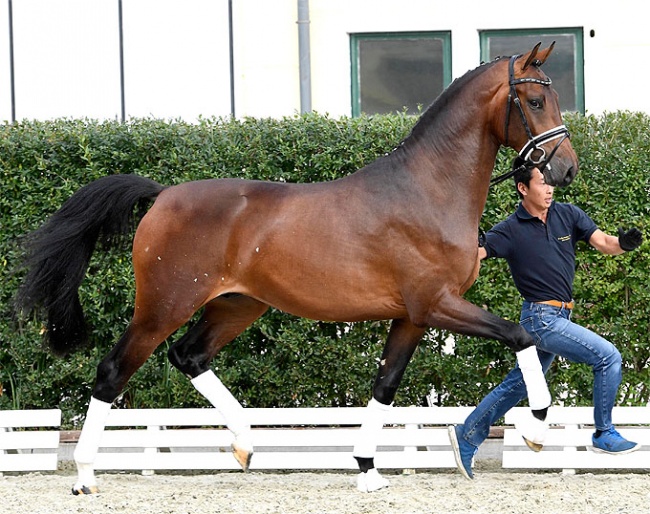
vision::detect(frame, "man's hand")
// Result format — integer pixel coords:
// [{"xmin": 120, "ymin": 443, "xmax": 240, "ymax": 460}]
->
[{"xmin": 617, "ymin": 227, "xmax": 643, "ymax": 252}]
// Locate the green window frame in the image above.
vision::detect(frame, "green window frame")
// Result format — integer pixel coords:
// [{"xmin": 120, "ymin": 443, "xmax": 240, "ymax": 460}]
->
[
  {"xmin": 350, "ymin": 31, "xmax": 452, "ymax": 117},
  {"xmin": 479, "ymin": 28, "xmax": 584, "ymax": 113}
]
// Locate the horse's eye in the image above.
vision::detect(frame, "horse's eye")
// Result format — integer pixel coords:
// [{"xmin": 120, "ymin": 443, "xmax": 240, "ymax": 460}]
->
[{"xmin": 529, "ymin": 99, "xmax": 543, "ymax": 109}]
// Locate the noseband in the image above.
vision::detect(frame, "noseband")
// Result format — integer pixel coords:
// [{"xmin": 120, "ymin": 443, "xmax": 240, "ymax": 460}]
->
[{"xmin": 492, "ymin": 54, "xmax": 570, "ymax": 185}]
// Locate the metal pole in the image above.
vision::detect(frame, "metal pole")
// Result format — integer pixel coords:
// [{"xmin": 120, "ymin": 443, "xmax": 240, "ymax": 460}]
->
[
  {"xmin": 8, "ymin": 0, "xmax": 16, "ymax": 122},
  {"xmin": 297, "ymin": 0, "xmax": 311, "ymax": 113},
  {"xmin": 228, "ymin": 0, "xmax": 235, "ymax": 117},
  {"xmin": 118, "ymin": 0, "xmax": 125, "ymax": 122}
]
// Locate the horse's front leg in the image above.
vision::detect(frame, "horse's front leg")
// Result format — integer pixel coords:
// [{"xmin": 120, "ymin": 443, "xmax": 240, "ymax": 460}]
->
[
  {"xmin": 354, "ymin": 318, "xmax": 425, "ymax": 492},
  {"xmin": 427, "ymin": 293, "xmax": 551, "ymax": 446}
]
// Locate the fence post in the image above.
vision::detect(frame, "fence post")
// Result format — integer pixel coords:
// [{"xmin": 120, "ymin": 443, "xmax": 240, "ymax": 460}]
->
[
  {"xmin": 401, "ymin": 423, "xmax": 418, "ymax": 475},
  {"xmin": 562, "ymin": 424, "xmax": 579, "ymax": 475},
  {"xmin": 142, "ymin": 425, "xmax": 161, "ymax": 476},
  {"xmin": 0, "ymin": 427, "xmax": 7, "ymax": 477}
]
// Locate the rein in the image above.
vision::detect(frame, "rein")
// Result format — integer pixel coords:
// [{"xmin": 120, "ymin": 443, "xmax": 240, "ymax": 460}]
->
[
  {"xmin": 490, "ymin": 161, "xmax": 527, "ymax": 186},
  {"xmin": 492, "ymin": 54, "xmax": 570, "ymax": 186}
]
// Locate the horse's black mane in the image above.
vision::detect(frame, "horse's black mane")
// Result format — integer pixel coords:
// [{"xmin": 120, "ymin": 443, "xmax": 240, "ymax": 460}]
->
[{"xmin": 404, "ymin": 56, "xmax": 506, "ymax": 144}]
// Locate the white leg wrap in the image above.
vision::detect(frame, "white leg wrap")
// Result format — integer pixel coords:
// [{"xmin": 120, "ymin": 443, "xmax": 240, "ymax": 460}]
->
[
  {"xmin": 356, "ymin": 468, "xmax": 390, "ymax": 493},
  {"xmin": 73, "ymin": 396, "xmax": 112, "ymax": 490},
  {"xmin": 516, "ymin": 346, "xmax": 552, "ymax": 410},
  {"xmin": 73, "ymin": 397, "xmax": 111, "ymax": 465},
  {"xmin": 353, "ymin": 398, "xmax": 392, "ymax": 459},
  {"xmin": 191, "ymin": 370, "xmax": 252, "ymax": 451},
  {"xmin": 514, "ymin": 409, "xmax": 548, "ymax": 449}
]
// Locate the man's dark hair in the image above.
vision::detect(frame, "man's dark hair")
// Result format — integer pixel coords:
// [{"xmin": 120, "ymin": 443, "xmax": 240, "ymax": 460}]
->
[{"xmin": 512, "ymin": 157, "xmax": 534, "ymax": 199}]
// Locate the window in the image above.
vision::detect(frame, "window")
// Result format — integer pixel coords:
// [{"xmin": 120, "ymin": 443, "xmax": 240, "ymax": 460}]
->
[
  {"xmin": 479, "ymin": 28, "xmax": 584, "ymax": 113},
  {"xmin": 350, "ymin": 32, "xmax": 452, "ymax": 116}
]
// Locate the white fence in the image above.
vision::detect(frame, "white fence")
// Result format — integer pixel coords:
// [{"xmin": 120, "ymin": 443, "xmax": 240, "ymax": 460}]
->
[
  {"xmin": 2, "ymin": 406, "xmax": 649, "ymax": 474},
  {"xmin": 504, "ymin": 407, "xmax": 650, "ymax": 474},
  {"xmin": 0, "ymin": 409, "xmax": 61, "ymax": 473},
  {"xmin": 94, "ymin": 407, "xmax": 474, "ymax": 473}
]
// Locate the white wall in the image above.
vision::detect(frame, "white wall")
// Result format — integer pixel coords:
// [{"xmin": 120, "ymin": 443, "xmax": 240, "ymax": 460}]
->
[
  {"xmin": 10, "ymin": 0, "xmax": 120, "ymax": 120},
  {"xmin": 308, "ymin": 0, "xmax": 650, "ymax": 117},
  {"xmin": 122, "ymin": 0, "xmax": 231, "ymax": 119},
  {"xmin": 1, "ymin": 0, "xmax": 648, "ymax": 122},
  {"xmin": 233, "ymin": 0, "xmax": 299, "ymax": 118}
]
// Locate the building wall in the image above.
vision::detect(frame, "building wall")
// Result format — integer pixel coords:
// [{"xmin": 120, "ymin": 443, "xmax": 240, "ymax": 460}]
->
[{"xmin": 0, "ymin": 0, "xmax": 648, "ymax": 122}]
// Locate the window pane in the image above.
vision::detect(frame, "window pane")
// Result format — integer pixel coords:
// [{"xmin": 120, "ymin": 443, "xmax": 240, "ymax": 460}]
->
[
  {"xmin": 357, "ymin": 37, "xmax": 444, "ymax": 115},
  {"xmin": 486, "ymin": 34, "xmax": 577, "ymax": 112}
]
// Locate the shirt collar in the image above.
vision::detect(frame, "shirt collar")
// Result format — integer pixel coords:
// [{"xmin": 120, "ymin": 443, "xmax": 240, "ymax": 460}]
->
[{"xmin": 515, "ymin": 200, "xmax": 555, "ymax": 221}]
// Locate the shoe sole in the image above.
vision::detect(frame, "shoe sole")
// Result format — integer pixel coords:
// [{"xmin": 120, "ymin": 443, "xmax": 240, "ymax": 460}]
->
[
  {"xmin": 448, "ymin": 425, "xmax": 473, "ymax": 480},
  {"xmin": 590, "ymin": 442, "xmax": 642, "ymax": 455}
]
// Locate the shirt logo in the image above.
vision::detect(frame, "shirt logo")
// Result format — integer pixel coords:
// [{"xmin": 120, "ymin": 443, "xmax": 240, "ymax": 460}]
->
[{"xmin": 557, "ymin": 235, "xmax": 571, "ymax": 242}]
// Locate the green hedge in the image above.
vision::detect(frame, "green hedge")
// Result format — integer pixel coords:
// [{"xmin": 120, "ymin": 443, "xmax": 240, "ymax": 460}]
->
[{"xmin": 1, "ymin": 112, "xmax": 648, "ymax": 428}]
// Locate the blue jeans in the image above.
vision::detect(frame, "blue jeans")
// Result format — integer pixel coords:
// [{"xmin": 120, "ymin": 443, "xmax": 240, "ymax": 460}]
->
[{"xmin": 461, "ymin": 301, "xmax": 623, "ymax": 448}]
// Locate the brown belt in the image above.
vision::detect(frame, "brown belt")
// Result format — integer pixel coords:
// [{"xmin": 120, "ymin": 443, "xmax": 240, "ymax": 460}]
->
[{"xmin": 537, "ymin": 300, "xmax": 574, "ymax": 310}]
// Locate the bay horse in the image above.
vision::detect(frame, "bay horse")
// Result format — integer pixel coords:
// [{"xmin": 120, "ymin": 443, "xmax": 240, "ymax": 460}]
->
[{"xmin": 14, "ymin": 43, "xmax": 577, "ymax": 494}]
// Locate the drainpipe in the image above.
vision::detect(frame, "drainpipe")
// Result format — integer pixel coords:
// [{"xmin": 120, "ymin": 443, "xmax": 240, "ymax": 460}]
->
[
  {"xmin": 8, "ymin": 0, "xmax": 15, "ymax": 122},
  {"xmin": 297, "ymin": 0, "xmax": 311, "ymax": 113},
  {"xmin": 228, "ymin": 0, "xmax": 235, "ymax": 117},
  {"xmin": 118, "ymin": 0, "xmax": 125, "ymax": 122}
]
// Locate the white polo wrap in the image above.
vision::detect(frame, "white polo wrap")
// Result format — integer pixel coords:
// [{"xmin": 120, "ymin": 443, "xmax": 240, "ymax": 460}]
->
[
  {"xmin": 353, "ymin": 398, "xmax": 392, "ymax": 459},
  {"xmin": 516, "ymin": 345, "xmax": 552, "ymax": 410}
]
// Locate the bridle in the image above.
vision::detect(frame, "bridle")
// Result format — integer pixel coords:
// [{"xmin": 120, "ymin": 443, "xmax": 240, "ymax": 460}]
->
[{"xmin": 491, "ymin": 54, "xmax": 570, "ymax": 185}]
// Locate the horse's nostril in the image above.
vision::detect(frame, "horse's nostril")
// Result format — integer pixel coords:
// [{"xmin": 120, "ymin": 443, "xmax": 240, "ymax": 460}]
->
[{"xmin": 562, "ymin": 168, "xmax": 575, "ymax": 187}]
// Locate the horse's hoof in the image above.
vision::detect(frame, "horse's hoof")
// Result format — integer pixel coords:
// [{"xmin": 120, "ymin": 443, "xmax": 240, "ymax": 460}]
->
[
  {"xmin": 522, "ymin": 436, "xmax": 544, "ymax": 452},
  {"xmin": 232, "ymin": 443, "xmax": 253, "ymax": 471},
  {"xmin": 71, "ymin": 485, "xmax": 99, "ymax": 495},
  {"xmin": 356, "ymin": 468, "xmax": 389, "ymax": 493},
  {"xmin": 515, "ymin": 411, "xmax": 547, "ymax": 452}
]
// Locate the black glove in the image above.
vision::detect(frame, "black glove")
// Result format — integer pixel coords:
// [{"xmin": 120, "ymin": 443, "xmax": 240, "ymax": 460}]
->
[
  {"xmin": 617, "ymin": 227, "xmax": 643, "ymax": 252},
  {"xmin": 478, "ymin": 229, "xmax": 487, "ymax": 248}
]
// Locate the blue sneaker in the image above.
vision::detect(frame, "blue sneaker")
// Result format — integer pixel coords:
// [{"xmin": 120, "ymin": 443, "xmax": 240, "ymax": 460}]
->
[
  {"xmin": 448, "ymin": 424, "xmax": 478, "ymax": 480},
  {"xmin": 591, "ymin": 427, "xmax": 641, "ymax": 455}
]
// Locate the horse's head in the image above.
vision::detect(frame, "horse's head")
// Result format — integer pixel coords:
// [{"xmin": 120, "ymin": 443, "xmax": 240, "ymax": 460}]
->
[{"xmin": 499, "ymin": 42, "xmax": 578, "ymax": 187}]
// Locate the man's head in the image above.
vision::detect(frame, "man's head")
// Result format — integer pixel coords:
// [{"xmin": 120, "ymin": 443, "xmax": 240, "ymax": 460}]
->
[
  {"xmin": 513, "ymin": 159, "xmax": 555, "ymax": 213},
  {"xmin": 513, "ymin": 161, "xmax": 535, "ymax": 200}
]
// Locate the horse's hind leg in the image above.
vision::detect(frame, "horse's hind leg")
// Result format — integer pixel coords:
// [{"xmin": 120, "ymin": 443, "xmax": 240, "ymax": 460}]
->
[
  {"xmin": 167, "ymin": 294, "xmax": 269, "ymax": 470},
  {"xmin": 73, "ymin": 311, "xmax": 196, "ymax": 495},
  {"xmin": 354, "ymin": 318, "xmax": 426, "ymax": 492}
]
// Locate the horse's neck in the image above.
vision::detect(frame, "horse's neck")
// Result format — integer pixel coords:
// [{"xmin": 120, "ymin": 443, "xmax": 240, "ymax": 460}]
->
[
  {"xmin": 361, "ymin": 64, "xmax": 505, "ymax": 229},
  {"xmin": 395, "ymin": 107, "xmax": 499, "ymax": 208}
]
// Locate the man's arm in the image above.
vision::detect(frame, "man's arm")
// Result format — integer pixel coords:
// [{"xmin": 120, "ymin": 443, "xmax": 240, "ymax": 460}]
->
[
  {"xmin": 588, "ymin": 227, "xmax": 643, "ymax": 255},
  {"xmin": 478, "ymin": 247, "xmax": 488, "ymax": 260}
]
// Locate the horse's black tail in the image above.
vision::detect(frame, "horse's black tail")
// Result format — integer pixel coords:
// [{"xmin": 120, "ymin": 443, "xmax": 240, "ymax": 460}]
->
[{"xmin": 14, "ymin": 174, "xmax": 167, "ymax": 357}]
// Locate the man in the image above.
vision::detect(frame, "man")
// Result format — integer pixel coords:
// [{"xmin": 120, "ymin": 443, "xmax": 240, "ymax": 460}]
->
[{"xmin": 448, "ymin": 162, "xmax": 644, "ymax": 480}]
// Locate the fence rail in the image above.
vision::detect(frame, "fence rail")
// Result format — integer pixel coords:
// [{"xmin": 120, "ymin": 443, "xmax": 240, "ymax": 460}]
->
[
  {"xmin": 2, "ymin": 406, "xmax": 648, "ymax": 474},
  {"xmin": 94, "ymin": 406, "xmax": 474, "ymax": 473},
  {"xmin": 0, "ymin": 409, "xmax": 61, "ymax": 473},
  {"xmin": 503, "ymin": 406, "xmax": 650, "ymax": 474}
]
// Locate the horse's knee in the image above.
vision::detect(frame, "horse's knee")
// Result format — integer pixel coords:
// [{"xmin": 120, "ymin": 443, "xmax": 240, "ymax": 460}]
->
[{"xmin": 508, "ymin": 325, "xmax": 535, "ymax": 353}]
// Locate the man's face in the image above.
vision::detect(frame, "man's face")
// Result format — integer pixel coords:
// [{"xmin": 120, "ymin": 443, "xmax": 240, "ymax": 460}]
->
[{"xmin": 519, "ymin": 168, "xmax": 555, "ymax": 211}]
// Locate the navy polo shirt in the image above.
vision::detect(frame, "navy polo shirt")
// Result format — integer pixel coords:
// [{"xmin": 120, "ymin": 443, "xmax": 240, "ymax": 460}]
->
[{"xmin": 484, "ymin": 201, "xmax": 598, "ymax": 303}]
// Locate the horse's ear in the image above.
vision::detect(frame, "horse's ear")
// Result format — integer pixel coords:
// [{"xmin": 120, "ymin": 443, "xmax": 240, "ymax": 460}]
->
[
  {"xmin": 534, "ymin": 41, "xmax": 556, "ymax": 67},
  {"xmin": 522, "ymin": 42, "xmax": 542, "ymax": 71},
  {"xmin": 522, "ymin": 42, "xmax": 556, "ymax": 70}
]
